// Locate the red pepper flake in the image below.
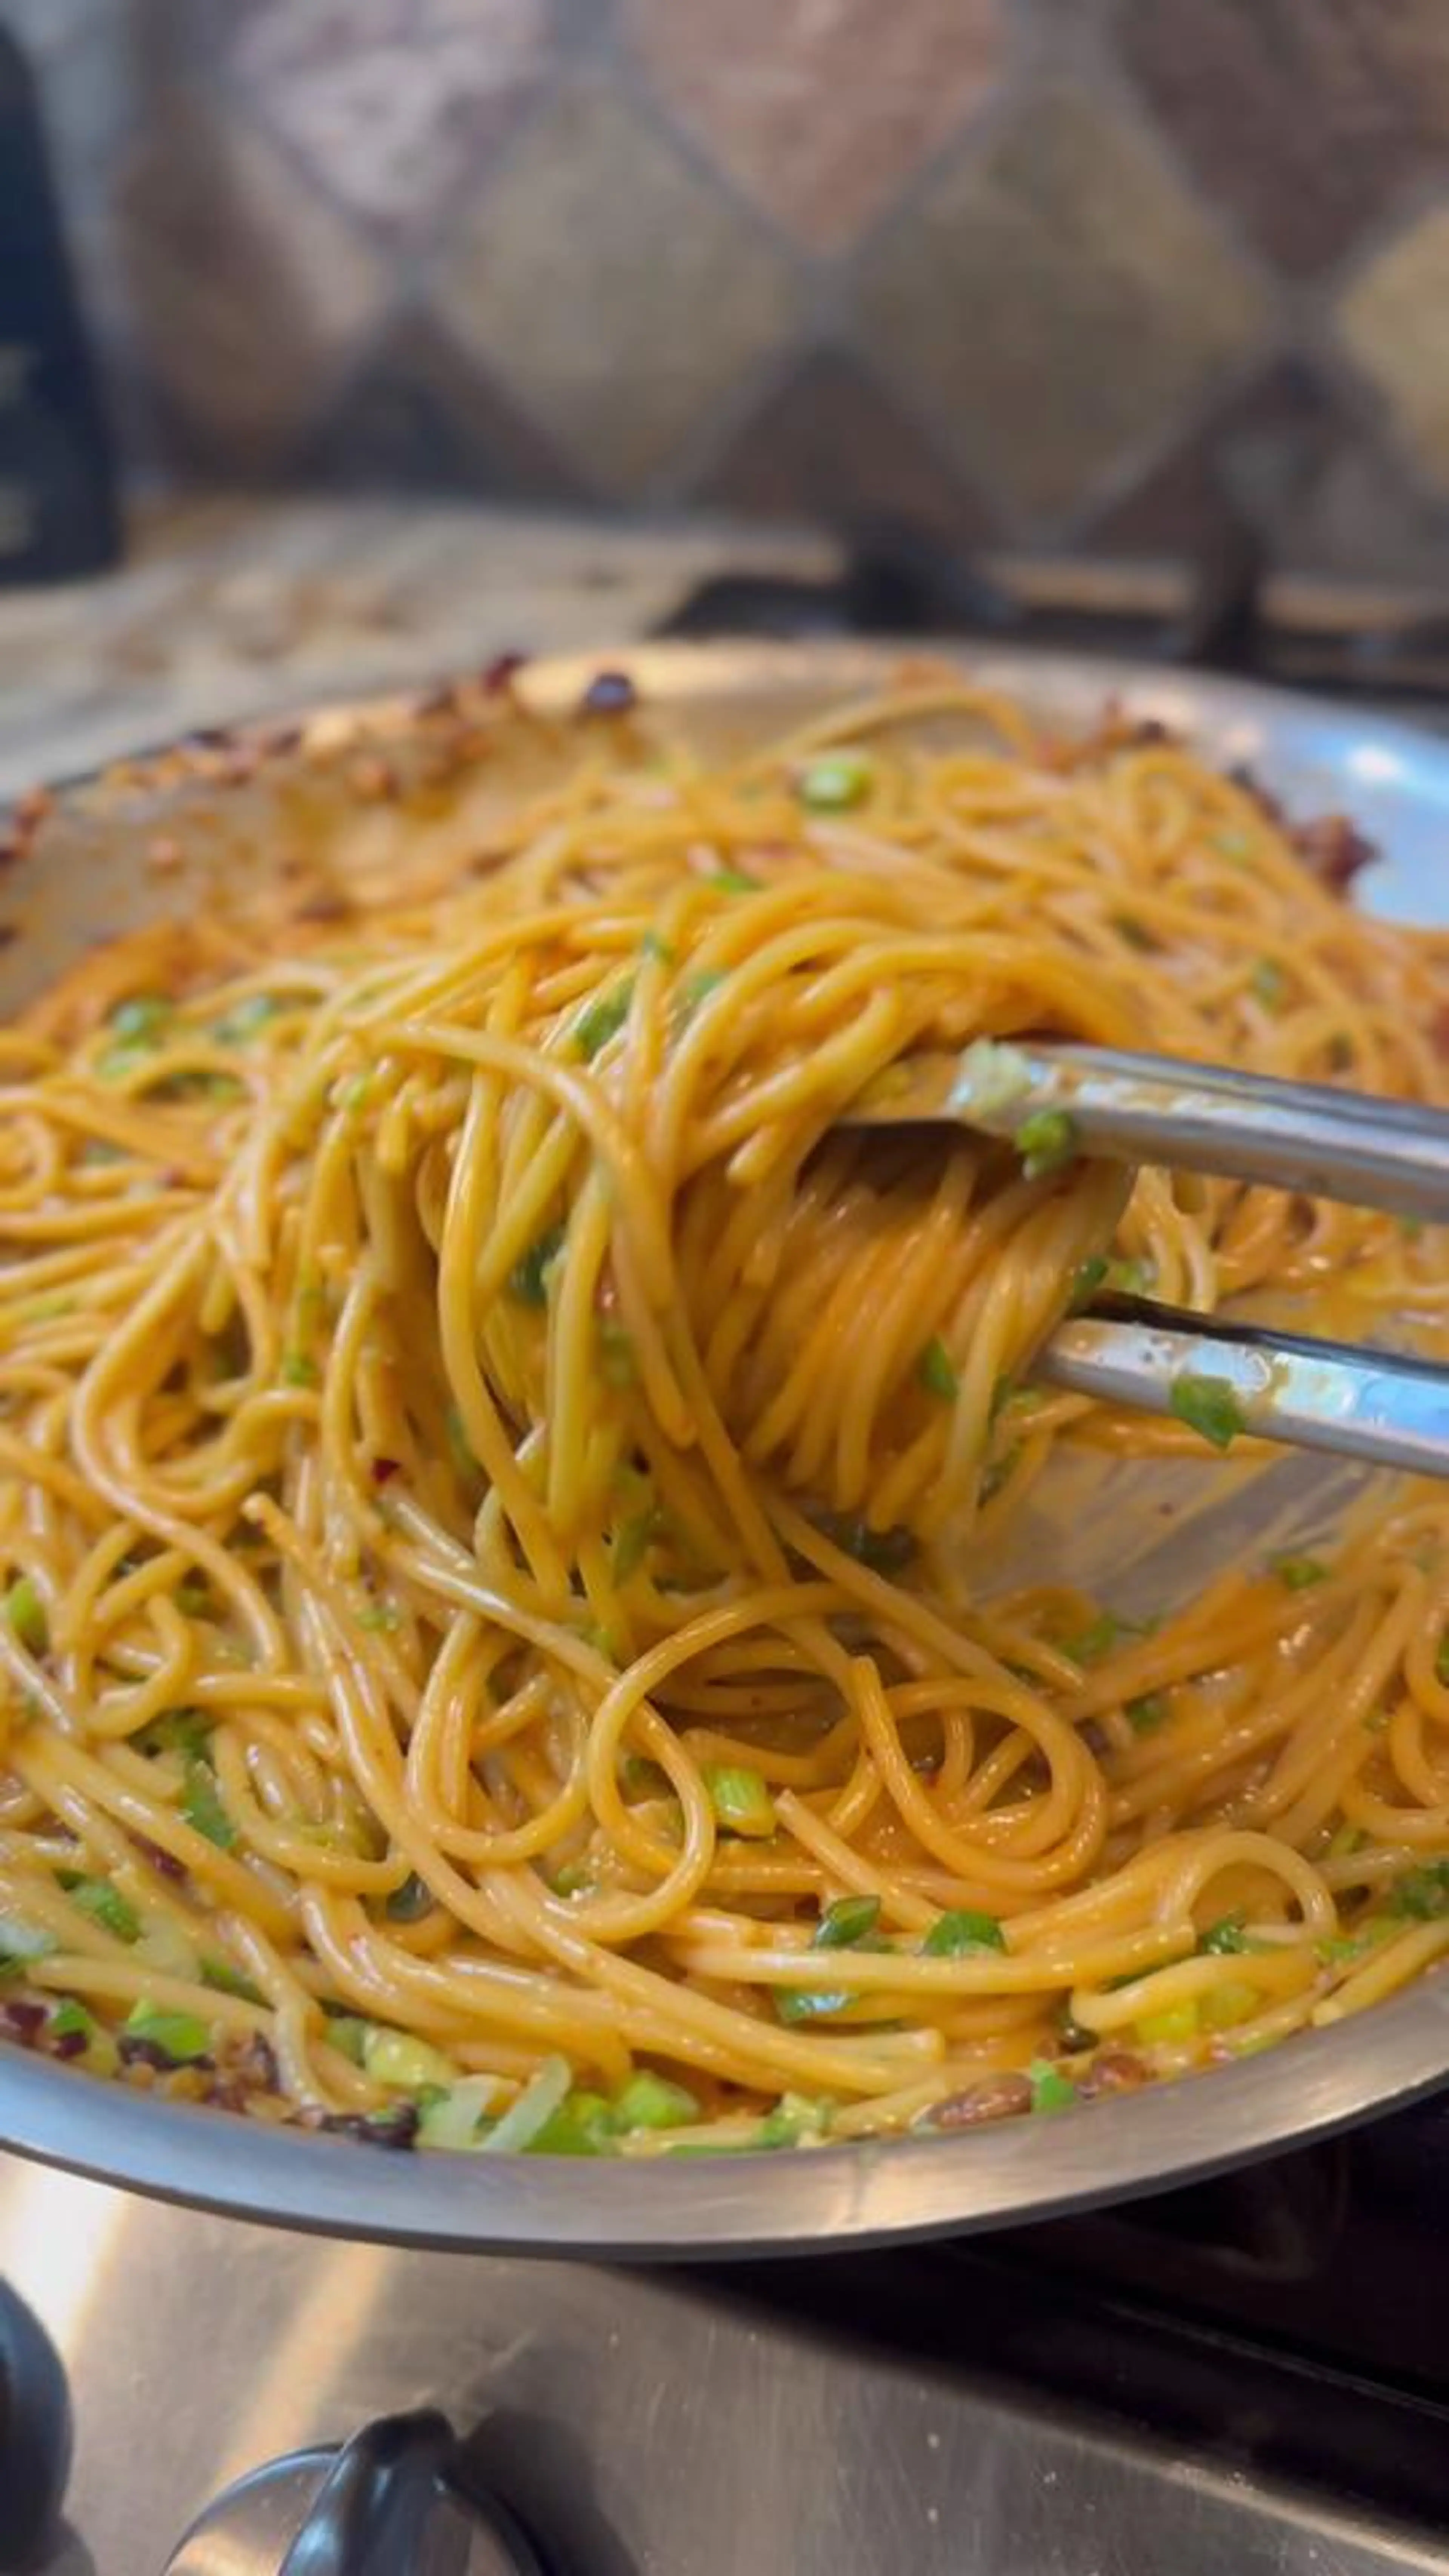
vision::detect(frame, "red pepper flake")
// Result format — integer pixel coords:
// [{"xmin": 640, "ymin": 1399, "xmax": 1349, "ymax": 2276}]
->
[
  {"xmin": 134, "ymin": 1833, "xmax": 187, "ymax": 1884},
  {"xmin": 481, "ymin": 652, "xmax": 526, "ymax": 695},
  {"xmin": 578, "ymin": 669, "xmax": 637, "ymax": 718},
  {"xmin": 371, "ymin": 1456, "xmax": 402, "ymax": 1486}
]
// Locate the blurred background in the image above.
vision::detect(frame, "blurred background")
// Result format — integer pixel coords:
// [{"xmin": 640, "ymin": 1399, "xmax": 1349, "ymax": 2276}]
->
[
  {"xmin": 8, "ymin": 0, "xmax": 1449, "ymax": 769},
  {"xmin": 16, "ymin": 0, "xmax": 1449, "ymax": 572}
]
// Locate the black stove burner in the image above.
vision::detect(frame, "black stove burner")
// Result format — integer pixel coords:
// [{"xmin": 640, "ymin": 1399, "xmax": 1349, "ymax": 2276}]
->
[
  {"xmin": 657, "ymin": 520, "xmax": 1449, "ymax": 711},
  {"xmin": 0, "ymin": 2279, "xmax": 69, "ymax": 2573}
]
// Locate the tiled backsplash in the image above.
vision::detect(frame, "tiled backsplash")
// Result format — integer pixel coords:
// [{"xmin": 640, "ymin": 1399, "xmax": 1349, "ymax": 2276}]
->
[{"xmin": 15, "ymin": 0, "xmax": 1449, "ymax": 577}]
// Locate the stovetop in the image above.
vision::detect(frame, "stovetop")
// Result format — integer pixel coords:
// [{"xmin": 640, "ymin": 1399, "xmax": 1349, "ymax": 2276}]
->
[
  {"xmin": 6, "ymin": 528, "xmax": 1449, "ymax": 2569},
  {"xmin": 5, "ymin": 2117, "xmax": 1449, "ymax": 2576}
]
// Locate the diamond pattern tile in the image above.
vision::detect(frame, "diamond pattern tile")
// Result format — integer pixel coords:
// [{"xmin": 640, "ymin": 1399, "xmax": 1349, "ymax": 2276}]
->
[
  {"xmin": 301, "ymin": 315, "xmax": 580, "ymax": 499},
  {"xmin": 625, "ymin": 0, "xmax": 1004, "ymax": 253},
  {"xmin": 430, "ymin": 77, "xmax": 800, "ymax": 495},
  {"xmin": 228, "ymin": 0, "xmax": 551, "ymax": 247},
  {"xmin": 701, "ymin": 348, "xmax": 992, "ymax": 541},
  {"xmin": 114, "ymin": 85, "xmax": 389, "ymax": 470},
  {"xmin": 1119, "ymin": 0, "xmax": 1449, "ymax": 277},
  {"xmin": 1337, "ymin": 206, "xmax": 1449, "ymax": 497},
  {"xmin": 857, "ymin": 83, "xmax": 1270, "ymax": 530}
]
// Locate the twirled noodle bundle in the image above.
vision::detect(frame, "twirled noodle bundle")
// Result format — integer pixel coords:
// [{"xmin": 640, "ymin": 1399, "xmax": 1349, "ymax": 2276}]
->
[{"xmin": 2, "ymin": 671, "xmax": 1449, "ymax": 2157}]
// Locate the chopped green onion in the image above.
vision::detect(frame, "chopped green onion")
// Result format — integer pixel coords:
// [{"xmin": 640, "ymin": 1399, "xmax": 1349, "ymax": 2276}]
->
[
  {"xmin": 175, "ymin": 1581, "xmax": 211, "ymax": 1618},
  {"xmin": 1197, "ymin": 1912, "xmax": 1258, "ymax": 1955},
  {"xmin": 614, "ymin": 2070, "xmax": 700, "ymax": 2131},
  {"xmin": 621, "ymin": 1753, "xmax": 670, "ymax": 1799},
  {"xmin": 797, "ymin": 753, "xmax": 872, "ymax": 812},
  {"xmin": 325, "ymin": 2015, "xmax": 371, "ymax": 2066},
  {"xmin": 703, "ymin": 1764, "xmax": 777, "ymax": 1840},
  {"xmin": 480, "ymin": 2055, "xmax": 572, "ymax": 2155},
  {"xmin": 361, "ymin": 2026, "xmax": 456, "ymax": 2092},
  {"xmin": 124, "ymin": 2002, "xmax": 211, "ymax": 2062},
  {"xmin": 358, "ymin": 1601, "xmax": 400, "ymax": 1633},
  {"xmin": 212, "ymin": 993, "xmax": 280, "ymax": 1044},
  {"xmin": 1275, "ymin": 1554, "xmax": 1328, "ymax": 1591},
  {"xmin": 49, "ymin": 2000, "xmax": 98, "ymax": 2043},
  {"xmin": 757, "ymin": 2092, "xmax": 834, "ymax": 2148},
  {"xmin": 1028, "ymin": 2059, "xmax": 1077, "ymax": 2115},
  {"xmin": 917, "ymin": 1336, "xmax": 958, "ymax": 1401},
  {"xmin": 1251, "ymin": 957, "xmax": 1286, "ymax": 1010},
  {"xmin": 509, "ymin": 1223, "xmax": 565, "ymax": 1306},
  {"xmin": 612, "ymin": 1506, "xmax": 661, "ymax": 1586},
  {"xmin": 417, "ymin": 2075, "xmax": 503, "ymax": 2152},
  {"xmin": 385, "ymin": 1872, "xmax": 433, "ymax": 1923},
  {"xmin": 200, "ymin": 1958, "xmax": 265, "ymax": 2003},
  {"xmin": 774, "ymin": 1986, "xmax": 851, "ymax": 2024},
  {"xmin": 814, "ymin": 1894, "xmax": 881, "ymax": 1950},
  {"xmin": 1388, "ymin": 1861, "xmax": 1449, "ymax": 1919},
  {"xmin": 1069, "ymin": 1254, "xmax": 1109, "ymax": 1312},
  {"xmin": 921, "ymin": 1908, "xmax": 1005, "ymax": 1956},
  {"xmin": 109, "ymin": 995, "xmax": 171, "ymax": 1044},
  {"xmin": 3, "ymin": 1576, "xmax": 46, "ymax": 1655},
  {"xmin": 811, "ymin": 1513, "xmax": 915, "ymax": 1575},
  {"xmin": 1125, "ymin": 1692, "xmax": 1168, "ymax": 1735},
  {"xmin": 529, "ymin": 2090, "xmax": 620, "ymax": 2156},
  {"xmin": 1062, "ymin": 1610, "xmax": 1128, "ymax": 1666},
  {"xmin": 68, "ymin": 1878, "xmax": 140, "ymax": 1942},
  {"xmin": 1105, "ymin": 1256, "xmax": 1155, "ymax": 1296},
  {"xmin": 0, "ymin": 1918, "xmax": 57, "ymax": 1975},
  {"xmin": 675, "ymin": 967, "xmax": 728, "ymax": 1020},
  {"xmin": 707, "ymin": 867, "xmax": 760, "ymax": 894},
  {"xmin": 181, "ymin": 1760, "xmax": 236, "ymax": 1851},
  {"xmin": 598, "ymin": 1321, "xmax": 636, "ymax": 1388},
  {"xmin": 639, "ymin": 929, "xmax": 675, "ymax": 963},
  {"xmin": 1014, "ymin": 1106, "xmax": 1079, "ymax": 1181},
  {"xmin": 575, "ymin": 980, "xmax": 635, "ymax": 1059},
  {"xmin": 279, "ymin": 1350, "xmax": 318, "ymax": 1389},
  {"xmin": 954, "ymin": 1038, "xmax": 1034, "ymax": 1120},
  {"xmin": 1169, "ymin": 1371, "xmax": 1244, "ymax": 1451},
  {"xmin": 138, "ymin": 1707, "xmax": 211, "ymax": 1759}
]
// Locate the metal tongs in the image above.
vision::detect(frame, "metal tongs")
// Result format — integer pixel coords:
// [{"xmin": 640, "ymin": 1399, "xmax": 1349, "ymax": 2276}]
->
[{"xmin": 845, "ymin": 1041, "xmax": 1449, "ymax": 1478}]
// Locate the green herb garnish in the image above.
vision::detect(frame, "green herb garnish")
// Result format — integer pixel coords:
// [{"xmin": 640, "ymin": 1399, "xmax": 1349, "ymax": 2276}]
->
[
  {"xmin": 67, "ymin": 1878, "xmax": 140, "ymax": 1942},
  {"xmin": 703, "ymin": 1764, "xmax": 777, "ymax": 1840},
  {"xmin": 1169, "ymin": 1372, "xmax": 1244, "ymax": 1451},
  {"xmin": 1028, "ymin": 2059, "xmax": 1077, "ymax": 2115},
  {"xmin": 200, "ymin": 1957, "xmax": 266, "ymax": 2003},
  {"xmin": 598, "ymin": 1321, "xmax": 636, "ymax": 1388},
  {"xmin": 707, "ymin": 868, "xmax": 760, "ymax": 894},
  {"xmin": 575, "ymin": 980, "xmax": 635, "ymax": 1059},
  {"xmin": 124, "ymin": 2002, "xmax": 211, "ymax": 2062},
  {"xmin": 1388, "ymin": 1861, "xmax": 1449, "ymax": 1920},
  {"xmin": 1275, "ymin": 1555, "xmax": 1327, "ymax": 1591},
  {"xmin": 1198, "ymin": 1912, "xmax": 1260, "ymax": 1955},
  {"xmin": 922, "ymin": 1908, "xmax": 1005, "ymax": 1956},
  {"xmin": 508, "ymin": 1223, "xmax": 564, "ymax": 1306},
  {"xmin": 797, "ymin": 754, "xmax": 872, "ymax": 812},
  {"xmin": 814, "ymin": 1894, "xmax": 881, "ymax": 1950},
  {"xmin": 279, "ymin": 1350, "xmax": 318, "ymax": 1389},
  {"xmin": 1125, "ymin": 1692, "xmax": 1168, "ymax": 1735},
  {"xmin": 181, "ymin": 1760, "xmax": 236, "ymax": 1851},
  {"xmin": 212, "ymin": 994, "xmax": 280, "ymax": 1044},
  {"xmin": 917, "ymin": 1336, "xmax": 958, "ymax": 1401},
  {"xmin": 614, "ymin": 2070, "xmax": 700, "ymax": 2131},
  {"xmin": 3, "ymin": 1575, "xmax": 46, "ymax": 1655},
  {"xmin": 1014, "ymin": 1106, "xmax": 1079, "ymax": 1180},
  {"xmin": 109, "ymin": 995, "xmax": 171, "ymax": 1044}
]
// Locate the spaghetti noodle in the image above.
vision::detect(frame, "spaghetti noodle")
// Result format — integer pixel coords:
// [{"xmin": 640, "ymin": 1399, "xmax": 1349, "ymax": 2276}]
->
[{"xmin": 2, "ymin": 669, "xmax": 1449, "ymax": 2158}]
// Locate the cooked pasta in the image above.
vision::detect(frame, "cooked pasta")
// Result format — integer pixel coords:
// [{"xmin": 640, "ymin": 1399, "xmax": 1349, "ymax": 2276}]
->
[{"xmin": 2, "ymin": 665, "xmax": 1449, "ymax": 2159}]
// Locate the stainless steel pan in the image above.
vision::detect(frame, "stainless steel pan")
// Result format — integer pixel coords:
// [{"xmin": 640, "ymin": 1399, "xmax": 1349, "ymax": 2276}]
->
[{"xmin": 3, "ymin": 638, "xmax": 1448, "ymax": 2257}]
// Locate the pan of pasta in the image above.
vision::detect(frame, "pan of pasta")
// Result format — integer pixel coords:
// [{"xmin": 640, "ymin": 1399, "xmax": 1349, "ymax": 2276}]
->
[{"xmin": 1, "ymin": 638, "xmax": 1448, "ymax": 2256}]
